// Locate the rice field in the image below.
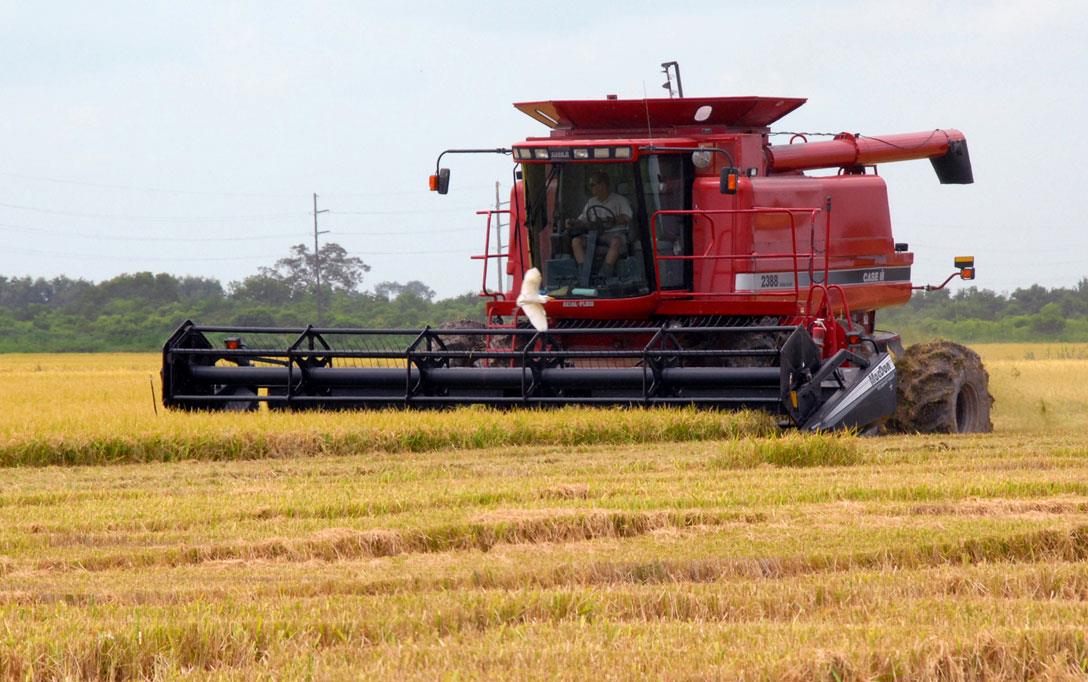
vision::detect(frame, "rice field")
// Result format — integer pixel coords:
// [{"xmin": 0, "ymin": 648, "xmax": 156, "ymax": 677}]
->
[{"xmin": 1, "ymin": 344, "xmax": 1088, "ymax": 679}]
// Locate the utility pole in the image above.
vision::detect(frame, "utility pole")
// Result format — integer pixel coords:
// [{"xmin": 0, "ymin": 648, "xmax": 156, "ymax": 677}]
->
[{"xmin": 312, "ymin": 193, "xmax": 330, "ymax": 324}]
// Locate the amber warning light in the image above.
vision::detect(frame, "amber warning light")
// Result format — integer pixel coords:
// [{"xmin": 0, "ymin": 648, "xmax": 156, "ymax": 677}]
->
[
  {"xmin": 955, "ymin": 256, "xmax": 975, "ymax": 280},
  {"xmin": 720, "ymin": 167, "xmax": 739, "ymax": 195}
]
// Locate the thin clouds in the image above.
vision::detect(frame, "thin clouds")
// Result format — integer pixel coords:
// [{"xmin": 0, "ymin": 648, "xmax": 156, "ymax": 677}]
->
[{"xmin": 0, "ymin": 2, "xmax": 1084, "ymax": 295}]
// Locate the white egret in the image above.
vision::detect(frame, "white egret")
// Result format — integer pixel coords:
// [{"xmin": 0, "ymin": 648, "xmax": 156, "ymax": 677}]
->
[{"xmin": 515, "ymin": 267, "xmax": 552, "ymax": 331}]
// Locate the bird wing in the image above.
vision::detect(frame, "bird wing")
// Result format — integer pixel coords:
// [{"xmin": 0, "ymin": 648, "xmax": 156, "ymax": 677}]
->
[
  {"xmin": 521, "ymin": 302, "xmax": 549, "ymax": 332},
  {"xmin": 516, "ymin": 268, "xmax": 550, "ymax": 331},
  {"xmin": 520, "ymin": 268, "xmax": 542, "ymax": 298}
]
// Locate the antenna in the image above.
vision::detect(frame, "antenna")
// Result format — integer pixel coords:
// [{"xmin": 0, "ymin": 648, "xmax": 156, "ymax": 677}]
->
[
  {"xmin": 660, "ymin": 61, "xmax": 683, "ymax": 98},
  {"xmin": 642, "ymin": 82, "xmax": 654, "ymax": 142}
]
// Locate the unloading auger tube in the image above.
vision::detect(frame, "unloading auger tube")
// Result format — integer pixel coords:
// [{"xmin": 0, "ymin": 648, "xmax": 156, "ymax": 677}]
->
[{"xmin": 161, "ymin": 320, "xmax": 897, "ymax": 431}]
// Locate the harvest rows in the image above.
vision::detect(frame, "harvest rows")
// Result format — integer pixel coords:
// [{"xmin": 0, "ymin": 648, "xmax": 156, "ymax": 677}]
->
[{"xmin": 0, "ymin": 346, "xmax": 1086, "ymax": 679}]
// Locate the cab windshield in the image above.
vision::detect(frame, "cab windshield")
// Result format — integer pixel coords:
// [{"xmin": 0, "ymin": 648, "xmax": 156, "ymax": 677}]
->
[{"xmin": 523, "ymin": 156, "xmax": 690, "ymax": 299}]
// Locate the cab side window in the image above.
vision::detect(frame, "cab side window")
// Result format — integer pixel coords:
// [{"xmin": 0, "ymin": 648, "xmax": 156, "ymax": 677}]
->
[{"xmin": 641, "ymin": 156, "xmax": 691, "ymax": 290}]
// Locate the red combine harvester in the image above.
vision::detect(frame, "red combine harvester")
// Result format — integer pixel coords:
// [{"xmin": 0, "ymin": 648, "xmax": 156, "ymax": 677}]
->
[{"xmin": 162, "ymin": 83, "xmax": 991, "ymax": 433}]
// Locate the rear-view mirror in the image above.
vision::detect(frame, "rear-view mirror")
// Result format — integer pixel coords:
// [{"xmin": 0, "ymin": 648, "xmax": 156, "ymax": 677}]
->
[{"xmin": 435, "ymin": 168, "xmax": 450, "ymax": 194}]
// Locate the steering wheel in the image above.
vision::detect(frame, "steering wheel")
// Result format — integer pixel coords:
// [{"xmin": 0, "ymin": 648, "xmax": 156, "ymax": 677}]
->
[{"xmin": 585, "ymin": 205, "xmax": 617, "ymax": 226}]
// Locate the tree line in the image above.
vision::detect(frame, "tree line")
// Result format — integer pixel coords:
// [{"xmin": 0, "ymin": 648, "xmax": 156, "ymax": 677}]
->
[
  {"xmin": 1, "ymin": 240, "xmax": 1086, "ymax": 350},
  {"xmin": 0, "ymin": 243, "xmax": 483, "ymax": 352},
  {"xmin": 879, "ymin": 280, "xmax": 1088, "ymax": 342}
]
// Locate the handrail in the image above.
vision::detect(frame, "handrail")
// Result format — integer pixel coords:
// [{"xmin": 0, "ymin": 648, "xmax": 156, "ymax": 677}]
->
[
  {"xmin": 648, "ymin": 207, "xmax": 822, "ymax": 301},
  {"xmin": 471, "ymin": 209, "xmax": 513, "ymax": 301},
  {"xmin": 804, "ymin": 283, "xmax": 852, "ymax": 322}
]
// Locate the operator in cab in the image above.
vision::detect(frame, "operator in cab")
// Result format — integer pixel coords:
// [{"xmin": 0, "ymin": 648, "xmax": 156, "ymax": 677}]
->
[{"xmin": 565, "ymin": 171, "xmax": 633, "ymax": 279}]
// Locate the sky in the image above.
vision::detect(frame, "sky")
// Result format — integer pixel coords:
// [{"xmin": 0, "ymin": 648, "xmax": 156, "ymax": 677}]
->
[{"xmin": 1, "ymin": 1, "xmax": 1086, "ymax": 298}]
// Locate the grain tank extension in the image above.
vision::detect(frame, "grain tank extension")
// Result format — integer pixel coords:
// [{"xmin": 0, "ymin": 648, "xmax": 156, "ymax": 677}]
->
[{"xmin": 162, "ymin": 88, "xmax": 989, "ymax": 432}]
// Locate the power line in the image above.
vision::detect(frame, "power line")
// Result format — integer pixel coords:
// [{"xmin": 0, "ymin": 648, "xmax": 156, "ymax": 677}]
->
[
  {"xmin": 0, "ymin": 222, "xmax": 302, "ymax": 242},
  {"xmin": 0, "ymin": 170, "xmax": 498, "ymax": 200},
  {"xmin": 320, "ymin": 184, "xmax": 497, "ymax": 198},
  {"xmin": 0, "ymin": 171, "xmax": 304, "ymax": 199},
  {"xmin": 909, "ymin": 241, "xmax": 1088, "ymax": 256},
  {"xmin": 2, "ymin": 244, "xmax": 478, "ymax": 263},
  {"xmin": 0, "ymin": 177, "xmax": 493, "ymax": 265},
  {"xmin": 0, "ymin": 200, "xmax": 493, "ymax": 224},
  {"xmin": 334, "ymin": 225, "xmax": 479, "ymax": 236},
  {"xmin": 331, "ymin": 205, "xmax": 484, "ymax": 215},
  {"xmin": 0, "ymin": 200, "xmax": 306, "ymax": 223},
  {"xmin": 898, "ymin": 221, "xmax": 1044, "ymax": 231},
  {"xmin": 5, "ymin": 246, "xmax": 283, "ymax": 262},
  {"xmin": 353, "ymin": 248, "xmax": 476, "ymax": 256},
  {"xmin": 0, "ymin": 220, "xmax": 481, "ymax": 242}
]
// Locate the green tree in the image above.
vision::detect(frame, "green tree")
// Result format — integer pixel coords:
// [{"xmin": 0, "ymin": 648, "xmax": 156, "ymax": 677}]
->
[
  {"xmin": 259, "ymin": 242, "xmax": 370, "ymax": 299},
  {"xmin": 229, "ymin": 274, "xmax": 294, "ymax": 305},
  {"xmin": 1032, "ymin": 302, "xmax": 1066, "ymax": 335},
  {"xmin": 374, "ymin": 280, "xmax": 436, "ymax": 302},
  {"xmin": 1008, "ymin": 284, "xmax": 1056, "ymax": 316}
]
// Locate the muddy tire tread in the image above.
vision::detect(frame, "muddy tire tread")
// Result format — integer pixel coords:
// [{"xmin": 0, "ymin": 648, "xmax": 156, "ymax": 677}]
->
[{"xmin": 889, "ymin": 340, "xmax": 993, "ymax": 433}]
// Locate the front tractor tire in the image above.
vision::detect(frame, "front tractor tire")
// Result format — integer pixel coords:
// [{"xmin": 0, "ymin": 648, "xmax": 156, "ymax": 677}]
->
[{"xmin": 889, "ymin": 341, "xmax": 993, "ymax": 434}]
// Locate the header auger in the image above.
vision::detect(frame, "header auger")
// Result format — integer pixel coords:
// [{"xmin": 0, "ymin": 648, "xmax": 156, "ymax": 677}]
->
[{"xmin": 163, "ymin": 77, "xmax": 991, "ymax": 433}]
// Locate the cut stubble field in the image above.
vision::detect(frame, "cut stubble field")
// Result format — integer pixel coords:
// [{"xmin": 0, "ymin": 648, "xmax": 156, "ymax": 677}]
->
[{"xmin": 1, "ymin": 345, "xmax": 1088, "ymax": 679}]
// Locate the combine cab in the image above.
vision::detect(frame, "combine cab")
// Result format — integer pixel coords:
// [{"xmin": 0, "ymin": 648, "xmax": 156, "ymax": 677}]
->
[{"xmin": 163, "ymin": 79, "xmax": 990, "ymax": 433}]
